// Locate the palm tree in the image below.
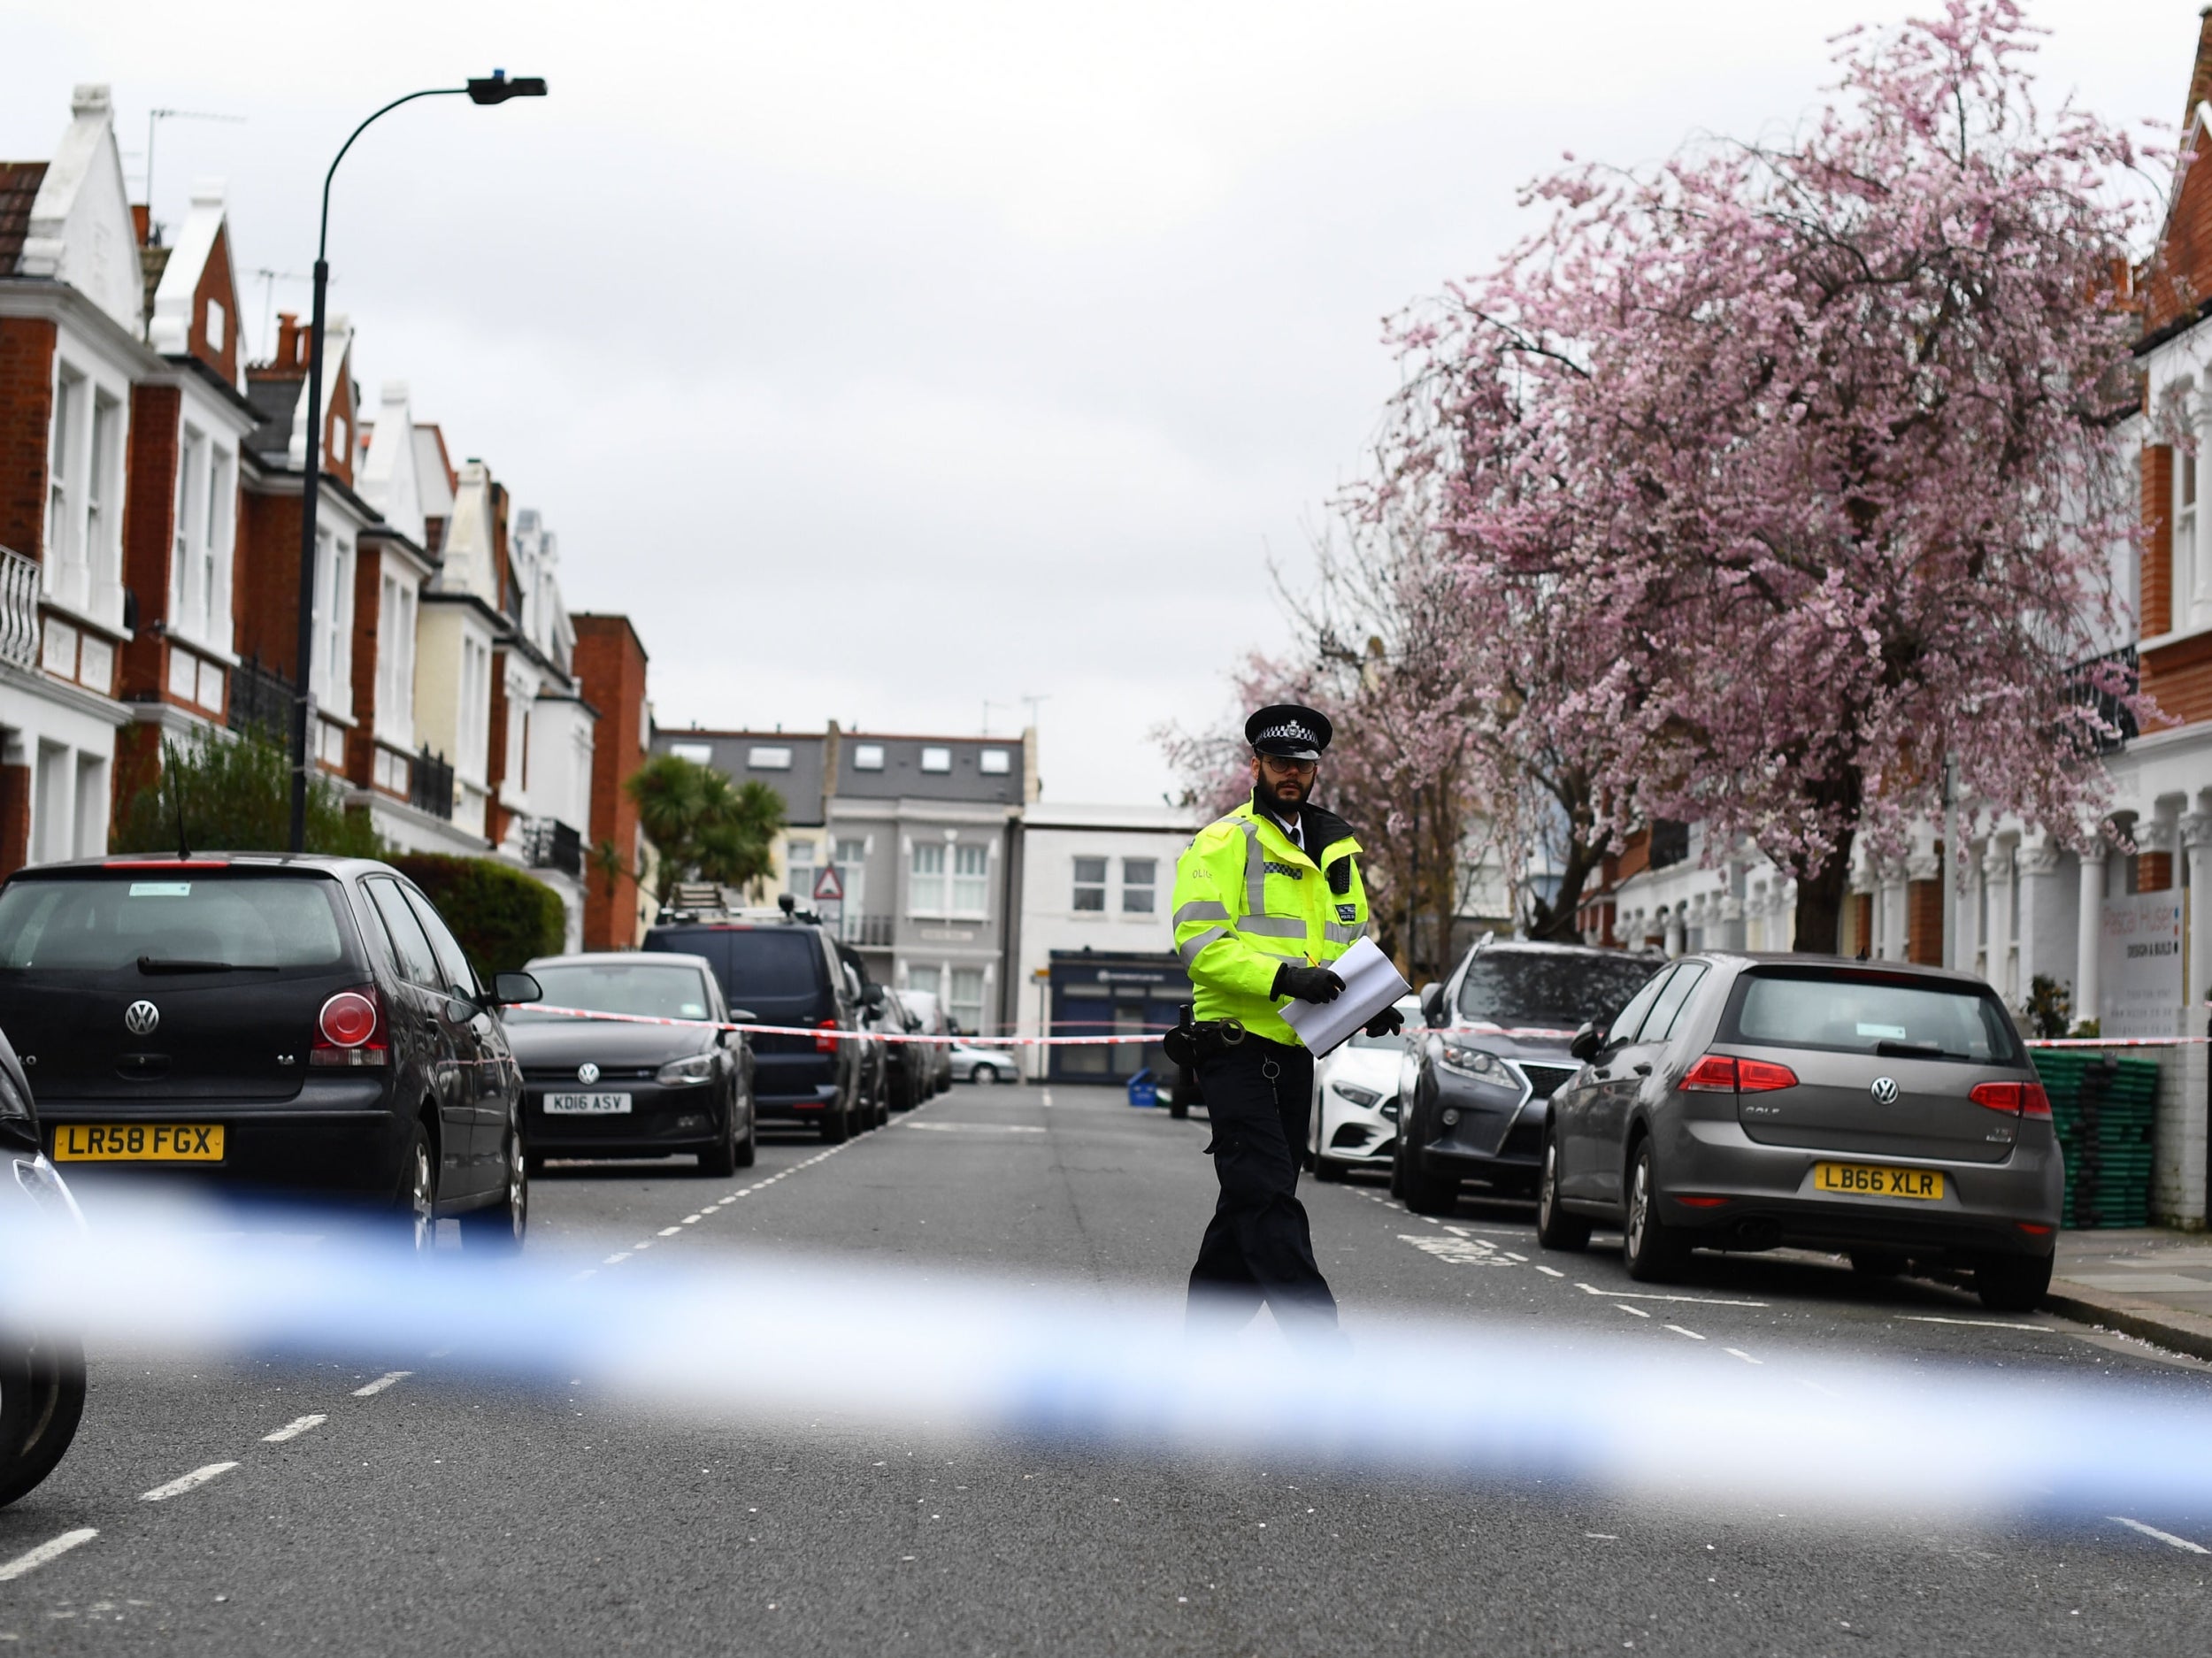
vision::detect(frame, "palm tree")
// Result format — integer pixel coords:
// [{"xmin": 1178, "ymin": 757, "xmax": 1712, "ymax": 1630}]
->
[{"xmin": 625, "ymin": 755, "xmax": 787, "ymax": 903}]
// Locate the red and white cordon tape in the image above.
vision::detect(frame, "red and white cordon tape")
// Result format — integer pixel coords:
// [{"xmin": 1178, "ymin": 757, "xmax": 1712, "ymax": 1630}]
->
[{"xmin": 525, "ymin": 1005, "xmax": 1162, "ymax": 1047}]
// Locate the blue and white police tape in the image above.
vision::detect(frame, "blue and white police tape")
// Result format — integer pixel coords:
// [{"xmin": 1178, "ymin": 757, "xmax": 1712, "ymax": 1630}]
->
[{"xmin": 4, "ymin": 1178, "xmax": 2208, "ymax": 1527}]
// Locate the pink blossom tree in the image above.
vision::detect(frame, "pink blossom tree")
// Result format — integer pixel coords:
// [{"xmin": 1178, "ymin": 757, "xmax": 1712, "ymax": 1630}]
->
[{"xmin": 1377, "ymin": 0, "xmax": 2149, "ymax": 953}]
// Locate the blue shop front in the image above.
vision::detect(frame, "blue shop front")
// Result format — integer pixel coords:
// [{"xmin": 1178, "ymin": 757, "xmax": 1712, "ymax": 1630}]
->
[{"xmin": 1047, "ymin": 949, "xmax": 1191, "ymax": 1084}]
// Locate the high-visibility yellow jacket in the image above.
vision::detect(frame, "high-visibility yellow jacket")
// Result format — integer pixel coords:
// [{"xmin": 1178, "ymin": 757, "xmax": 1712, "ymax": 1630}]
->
[{"xmin": 1171, "ymin": 797, "xmax": 1370, "ymax": 1047}]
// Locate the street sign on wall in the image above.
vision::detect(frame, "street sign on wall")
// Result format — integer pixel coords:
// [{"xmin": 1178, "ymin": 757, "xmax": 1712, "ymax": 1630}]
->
[{"xmin": 2099, "ymin": 891, "xmax": 2185, "ymax": 1040}]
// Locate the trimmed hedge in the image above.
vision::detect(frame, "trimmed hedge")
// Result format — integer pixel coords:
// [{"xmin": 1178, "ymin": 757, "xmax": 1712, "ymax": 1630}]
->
[{"xmin": 388, "ymin": 854, "xmax": 565, "ymax": 977}]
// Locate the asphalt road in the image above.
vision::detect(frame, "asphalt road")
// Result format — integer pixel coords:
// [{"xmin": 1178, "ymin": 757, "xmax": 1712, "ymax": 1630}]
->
[{"xmin": 4, "ymin": 1078, "xmax": 2211, "ymax": 1655}]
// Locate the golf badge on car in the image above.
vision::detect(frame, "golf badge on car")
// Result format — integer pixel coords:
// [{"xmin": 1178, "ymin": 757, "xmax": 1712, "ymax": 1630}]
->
[
  {"xmin": 124, "ymin": 999, "xmax": 159, "ymax": 1036},
  {"xmin": 1870, "ymin": 1076, "xmax": 1900, "ymax": 1105},
  {"xmin": 577, "ymin": 1062, "xmax": 601, "ymax": 1085}
]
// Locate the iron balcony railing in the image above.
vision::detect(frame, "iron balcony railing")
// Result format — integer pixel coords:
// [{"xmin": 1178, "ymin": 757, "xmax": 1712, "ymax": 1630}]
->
[
  {"xmin": 524, "ymin": 816, "xmax": 583, "ymax": 877},
  {"xmin": 0, "ymin": 547, "xmax": 40, "ymax": 668},
  {"xmin": 227, "ymin": 655, "xmax": 294, "ymax": 744},
  {"xmin": 411, "ymin": 748, "xmax": 455, "ymax": 821},
  {"xmin": 2066, "ymin": 644, "xmax": 2139, "ymax": 756}
]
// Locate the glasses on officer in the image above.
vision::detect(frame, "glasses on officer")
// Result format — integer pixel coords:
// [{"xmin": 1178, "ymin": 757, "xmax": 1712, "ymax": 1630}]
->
[{"xmin": 1258, "ymin": 755, "xmax": 1318, "ymax": 777}]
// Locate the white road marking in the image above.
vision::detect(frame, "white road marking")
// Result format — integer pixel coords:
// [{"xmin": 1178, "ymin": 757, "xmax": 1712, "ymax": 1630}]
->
[
  {"xmin": 1901, "ymin": 1316, "xmax": 2050, "ymax": 1332},
  {"xmin": 1724, "ymin": 1348, "xmax": 1762, "ymax": 1364},
  {"xmin": 681, "ymin": 1216, "xmax": 701, "ymax": 1224},
  {"xmin": 263, "ymin": 1414, "xmax": 326, "ymax": 1442},
  {"xmin": 1799, "ymin": 1378, "xmax": 1844, "ymax": 1399},
  {"xmin": 2109, "ymin": 1516, "xmax": 2211, "ymax": 1554},
  {"xmin": 1663, "ymin": 1325, "xmax": 1705, "ymax": 1340},
  {"xmin": 1502, "ymin": 1251, "xmax": 1528, "ymax": 1263},
  {"xmin": 141, "ymin": 1462, "xmax": 238, "ymax": 1501},
  {"xmin": 1614, "ymin": 1303, "xmax": 1651, "ymax": 1318},
  {"xmin": 1442, "ymin": 1225, "xmax": 1469, "ymax": 1237},
  {"xmin": 1041, "ymin": 1090, "xmax": 1054, "ymax": 1108},
  {"xmin": 1575, "ymin": 1284, "xmax": 1768, "ymax": 1307},
  {"xmin": 657, "ymin": 1226, "xmax": 682, "ymax": 1236},
  {"xmin": 0, "ymin": 1528, "xmax": 96, "ymax": 1581},
  {"xmin": 1534, "ymin": 1264, "xmax": 1566, "ymax": 1278},
  {"xmin": 902, "ymin": 1123, "xmax": 1047, "ymax": 1133},
  {"xmin": 1401, "ymin": 1234, "xmax": 1516, "ymax": 1267},
  {"xmin": 353, "ymin": 1370, "xmax": 411, "ymax": 1397},
  {"xmin": 603, "ymin": 1252, "xmax": 631, "ymax": 1265}
]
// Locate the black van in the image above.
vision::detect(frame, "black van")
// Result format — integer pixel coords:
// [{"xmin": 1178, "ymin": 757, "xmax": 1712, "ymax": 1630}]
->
[{"xmin": 644, "ymin": 910, "xmax": 879, "ymax": 1142}]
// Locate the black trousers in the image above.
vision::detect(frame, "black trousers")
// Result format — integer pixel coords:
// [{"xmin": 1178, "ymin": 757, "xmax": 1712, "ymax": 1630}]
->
[{"xmin": 1187, "ymin": 1035, "xmax": 1338, "ymax": 1333}]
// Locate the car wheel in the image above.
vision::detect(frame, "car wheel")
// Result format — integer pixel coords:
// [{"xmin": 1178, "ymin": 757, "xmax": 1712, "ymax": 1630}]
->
[
  {"xmin": 1977, "ymin": 1252, "xmax": 2053, "ymax": 1313},
  {"xmin": 1623, "ymin": 1140, "xmax": 1689, "ymax": 1282},
  {"xmin": 736, "ymin": 1098, "xmax": 757, "ymax": 1168},
  {"xmin": 458, "ymin": 1124, "xmax": 528, "ymax": 1255},
  {"xmin": 1535, "ymin": 1128, "xmax": 1592, "ymax": 1252},
  {"xmin": 1311, "ymin": 1148, "xmax": 1345, "ymax": 1183},
  {"xmin": 1849, "ymin": 1248, "xmax": 1907, "ymax": 1279},
  {"xmin": 699, "ymin": 1095, "xmax": 741, "ymax": 1178},
  {"xmin": 394, "ymin": 1118, "xmax": 436, "ymax": 1253},
  {"xmin": 0, "ymin": 1330, "xmax": 86, "ymax": 1508},
  {"xmin": 820, "ymin": 1094, "xmax": 850, "ymax": 1144},
  {"xmin": 974, "ymin": 1063, "xmax": 999, "ymax": 1086},
  {"xmin": 1389, "ymin": 1137, "xmax": 1408, "ymax": 1200}
]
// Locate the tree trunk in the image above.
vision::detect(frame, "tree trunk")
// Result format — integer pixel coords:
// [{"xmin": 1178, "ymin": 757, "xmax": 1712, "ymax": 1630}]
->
[{"xmin": 1791, "ymin": 833, "xmax": 1855, "ymax": 956}]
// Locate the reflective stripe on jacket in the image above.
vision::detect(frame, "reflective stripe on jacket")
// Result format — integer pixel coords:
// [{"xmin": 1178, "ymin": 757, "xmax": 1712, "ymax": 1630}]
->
[{"xmin": 1171, "ymin": 800, "xmax": 1369, "ymax": 1047}]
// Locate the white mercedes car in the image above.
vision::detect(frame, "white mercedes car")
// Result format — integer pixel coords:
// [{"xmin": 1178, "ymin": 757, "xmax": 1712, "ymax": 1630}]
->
[{"xmin": 1308, "ymin": 994, "xmax": 1421, "ymax": 1180}]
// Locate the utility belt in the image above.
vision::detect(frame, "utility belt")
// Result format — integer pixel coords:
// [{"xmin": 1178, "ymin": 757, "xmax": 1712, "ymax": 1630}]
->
[{"xmin": 1163, "ymin": 1002, "xmax": 1247, "ymax": 1069}]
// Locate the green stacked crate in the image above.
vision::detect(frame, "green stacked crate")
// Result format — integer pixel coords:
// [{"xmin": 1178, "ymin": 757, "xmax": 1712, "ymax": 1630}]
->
[{"xmin": 2032, "ymin": 1051, "xmax": 2159, "ymax": 1228}]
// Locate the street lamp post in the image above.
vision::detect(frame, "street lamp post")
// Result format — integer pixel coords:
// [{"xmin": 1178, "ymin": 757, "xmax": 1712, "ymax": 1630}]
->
[{"xmin": 288, "ymin": 71, "xmax": 547, "ymax": 853}]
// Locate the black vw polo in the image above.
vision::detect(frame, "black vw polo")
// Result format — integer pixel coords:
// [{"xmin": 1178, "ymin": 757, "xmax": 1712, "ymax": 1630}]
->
[{"xmin": 0, "ymin": 854, "xmax": 540, "ymax": 1250}]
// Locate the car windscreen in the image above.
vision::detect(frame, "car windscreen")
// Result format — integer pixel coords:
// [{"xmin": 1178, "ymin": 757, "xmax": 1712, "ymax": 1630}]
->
[
  {"xmin": 0, "ymin": 874, "xmax": 350, "ymax": 971},
  {"xmin": 711, "ymin": 929, "xmax": 827, "ymax": 1001},
  {"xmin": 1456, "ymin": 953, "xmax": 1658, "ymax": 1029},
  {"xmin": 1722, "ymin": 970, "xmax": 2021, "ymax": 1063},
  {"xmin": 513, "ymin": 963, "xmax": 713, "ymax": 1023}
]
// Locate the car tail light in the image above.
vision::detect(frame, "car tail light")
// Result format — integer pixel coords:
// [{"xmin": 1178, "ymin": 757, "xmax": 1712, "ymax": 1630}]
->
[
  {"xmin": 1970, "ymin": 1080, "xmax": 2052, "ymax": 1118},
  {"xmin": 815, "ymin": 1018, "xmax": 838, "ymax": 1054},
  {"xmin": 1682, "ymin": 1055, "xmax": 1797, "ymax": 1093},
  {"xmin": 1675, "ymin": 1195, "xmax": 1731, "ymax": 1208},
  {"xmin": 1682, "ymin": 1055, "xmax": 1739, "ymax": 1091},
  {"xmin": 311, "ymin": 986, "xmax": 388, "ymax": 1067}
]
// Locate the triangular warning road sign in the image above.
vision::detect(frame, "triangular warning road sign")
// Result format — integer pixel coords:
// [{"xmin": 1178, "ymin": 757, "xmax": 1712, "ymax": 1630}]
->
[{"xmin": 812, "ymin": 864, "xmax": 846, "ymax": 902}]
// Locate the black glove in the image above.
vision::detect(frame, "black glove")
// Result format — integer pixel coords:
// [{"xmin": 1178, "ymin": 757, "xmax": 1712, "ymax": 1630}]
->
[
  {"xmin": 1274, "ymin": 963, "xmax": 1345, "ymax": 1004},
  {"xmin": 1363, "ymin": 1007, "xmax": 1404, "ymax": 1039}
]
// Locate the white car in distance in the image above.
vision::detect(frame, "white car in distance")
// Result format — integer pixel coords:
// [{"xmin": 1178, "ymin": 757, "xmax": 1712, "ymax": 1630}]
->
[
  {"xmin": 1309, "ymin": 994, "xmax": 1422, "ymax": 1181},
  {"xmin": 948, "ymin": 1043, "xmax": 1018, "ymax": 1086}
]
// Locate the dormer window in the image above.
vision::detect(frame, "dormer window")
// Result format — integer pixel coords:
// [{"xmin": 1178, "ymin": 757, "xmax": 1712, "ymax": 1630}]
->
[{"xmin": 920, "ymin": 747, "xmax": 951, "ymax": 773}]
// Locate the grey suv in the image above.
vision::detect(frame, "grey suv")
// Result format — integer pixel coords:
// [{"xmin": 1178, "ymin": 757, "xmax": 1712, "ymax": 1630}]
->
[
  {"xmin": 1537, "ymin": 954, "xmax": 2063, "ymax": 1311},
  {"xmin": 1395, "ymin": 940, "xmax": 1663, "ymax": 1214}
]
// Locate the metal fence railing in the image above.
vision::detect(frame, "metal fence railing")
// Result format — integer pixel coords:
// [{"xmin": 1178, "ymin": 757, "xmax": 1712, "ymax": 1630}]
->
[
  {"xmin": 227, "ymin": 655, "xmax": 294, "ymax": 744},
  {"xmin": 411, "ymin": 748, "xmax": 455, "ymax": 821}
]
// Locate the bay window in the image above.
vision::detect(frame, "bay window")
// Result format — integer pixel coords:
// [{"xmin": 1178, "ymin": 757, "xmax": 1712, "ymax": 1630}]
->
[{"xmin": 910, "ymin": 842, "xmax": 946, "ymax": 916}]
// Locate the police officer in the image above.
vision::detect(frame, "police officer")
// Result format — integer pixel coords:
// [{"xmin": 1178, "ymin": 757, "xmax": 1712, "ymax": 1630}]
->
[{"xmin": 1171, "ymin": 703, "xmax": 1402, "ymax": 1341}]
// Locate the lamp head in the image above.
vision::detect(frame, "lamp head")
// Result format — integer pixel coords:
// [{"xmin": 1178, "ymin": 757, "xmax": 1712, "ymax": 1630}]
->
[{"xmin": 467, "ymin": 70, "xmax": 548, "ymax": 104}]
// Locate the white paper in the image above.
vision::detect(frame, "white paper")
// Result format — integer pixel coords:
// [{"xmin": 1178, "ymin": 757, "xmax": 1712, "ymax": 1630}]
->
[{"xmin": 1279, "ymin": 937, "xmax": 1412, "ymax": 1057}]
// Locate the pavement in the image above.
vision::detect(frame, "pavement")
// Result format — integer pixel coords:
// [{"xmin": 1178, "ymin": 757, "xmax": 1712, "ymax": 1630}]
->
[
  {"xmin": 2047, "ymin": 1227, "xmax": 2212, "ymax": 1362},
  {"xmin": 5, "ymin": 1081, "xmax": 2212, "ymax": 1655}
]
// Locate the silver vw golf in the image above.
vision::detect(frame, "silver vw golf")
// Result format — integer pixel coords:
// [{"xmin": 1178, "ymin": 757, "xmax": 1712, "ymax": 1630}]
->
[{"xmin": 1537, "ymin": 955, "xmax": 2063, "ymax": 1311}]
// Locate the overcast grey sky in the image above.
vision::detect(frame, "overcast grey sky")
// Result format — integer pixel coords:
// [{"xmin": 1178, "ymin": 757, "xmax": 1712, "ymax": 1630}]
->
[{"xmin": 0, "ymin": 1, "xmax": 2192, "ymax": 802}]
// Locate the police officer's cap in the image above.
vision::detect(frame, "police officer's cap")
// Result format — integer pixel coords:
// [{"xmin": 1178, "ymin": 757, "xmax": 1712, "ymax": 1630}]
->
[{"xmin": 1246, "ymin": 703, "xmax": 1332, "ymax": 760}]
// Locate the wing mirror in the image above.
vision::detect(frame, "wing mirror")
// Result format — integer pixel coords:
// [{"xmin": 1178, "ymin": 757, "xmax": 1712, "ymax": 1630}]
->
[
  {"xmin": 488, "ymin": 971, "xmax": 542, "ymax": 1008},
  {"xmin": 1569, "ymin": 1020, "xmax": 1602, "ymax": 1063},
  {"xmin": 728, "ymin": 1008, "xmax": 758, "ymax": 1025},
  {"xmin": 1418, "ymin": 982, "xmax": 1446, "ymax": 1027}
]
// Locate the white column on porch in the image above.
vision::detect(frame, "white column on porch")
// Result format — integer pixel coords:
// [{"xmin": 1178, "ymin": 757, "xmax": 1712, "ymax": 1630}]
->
[
  {"xmin": 2075, "ymin": 841, "xmax": 2107, "ymax": 1032},
  {"xmin": 1985, "ymin": 839, "xmax": 2016, "ymax": 1003},
  {"xmin": 1955, "ymin": 840, "xmax": 1985, "ymax": 979},
  {"xmin": 2185, "ymin": 803, "xmax": 2212, "ymax": 1022}
]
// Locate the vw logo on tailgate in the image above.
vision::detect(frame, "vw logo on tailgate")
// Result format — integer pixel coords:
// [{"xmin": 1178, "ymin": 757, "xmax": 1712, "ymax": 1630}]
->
[
  {"xmin": 1870, "ymin": 1076, "xmax": 1900, "ymax": 1105},
  {"xmin": 577, "ymin": 1063, "xmax": 601, "ymax": 1086},
  {"xmin": 124, "ymin": 1000, "xmax": 160, "ymax": 1037}
]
